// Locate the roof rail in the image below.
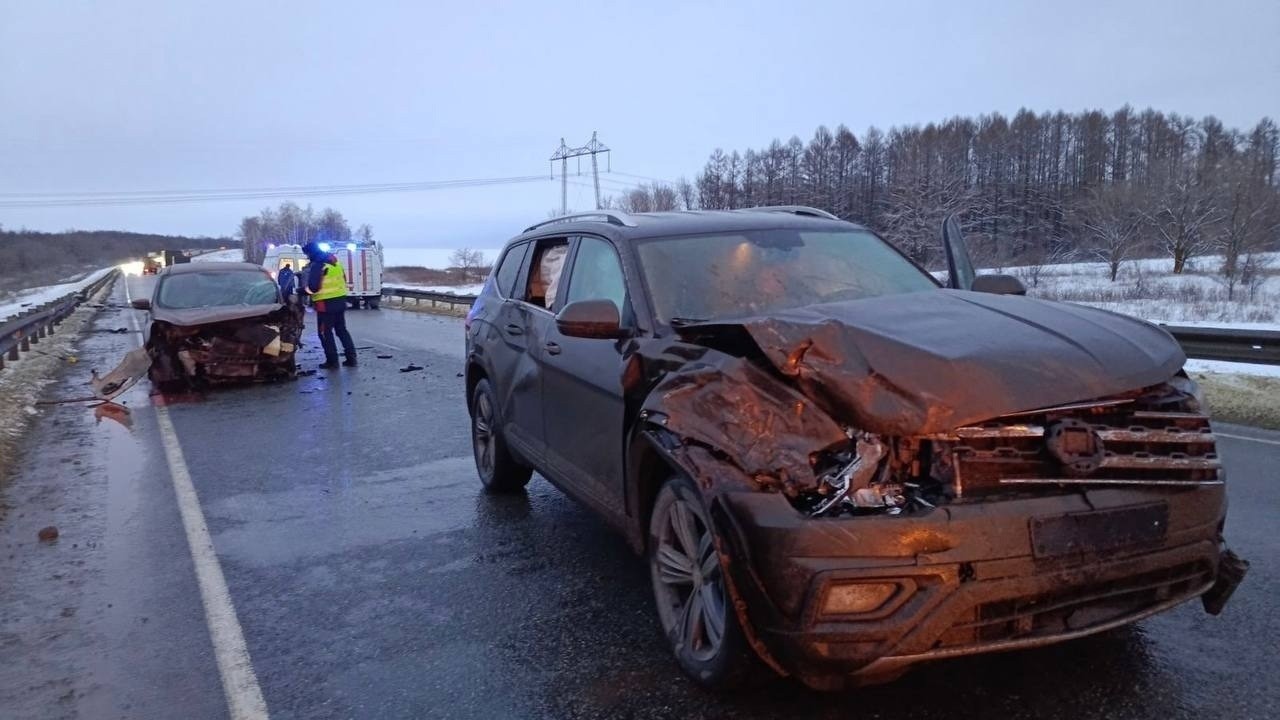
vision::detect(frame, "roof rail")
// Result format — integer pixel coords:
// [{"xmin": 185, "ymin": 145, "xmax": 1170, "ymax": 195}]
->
[
  {"xmin": 739, "ymin": 205, "xmax": 840, "ymax": 221},
  {"xmin": 524, "ymin": 210, "xmax": 637, "ymax": 233}
]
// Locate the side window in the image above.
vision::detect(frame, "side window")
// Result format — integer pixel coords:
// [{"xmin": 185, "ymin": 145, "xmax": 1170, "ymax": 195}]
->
[
  {"xmin": 492, "ymin": 243, "xmax": 528, "ymax": 298},
  {"xmin": 520, "ymin": 238, "xmax": 570, "ymax": 311},
  {"xmin": 564, "ymin": 237, "xmax": 628, "ymax": 313}
]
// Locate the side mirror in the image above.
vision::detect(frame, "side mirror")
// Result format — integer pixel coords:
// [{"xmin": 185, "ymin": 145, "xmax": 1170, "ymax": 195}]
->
[
  {"xmin": 556, "ymin": 299, "xmax": 629, "ymax": 339},
  {"xmin": 971, "ymin": 274, "xmax": 1027, "ymax": 296},
  {"xmin": 130, "ymin": 298, "xmax": 152, "ymax": 310}
]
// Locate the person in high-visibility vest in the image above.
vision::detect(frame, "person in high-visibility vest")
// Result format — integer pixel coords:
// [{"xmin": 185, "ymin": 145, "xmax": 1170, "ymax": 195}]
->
[{"xmin": 302, "ymin": 241, "xmax": 357, "ymax": 369}]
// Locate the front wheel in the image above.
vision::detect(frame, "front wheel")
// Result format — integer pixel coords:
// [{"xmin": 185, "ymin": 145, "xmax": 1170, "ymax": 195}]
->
[
  {"xmin": 470, "ymin": 378, "xmax": 532, "ymax": 493},
  {"xmin": 649, "ymin": 475, "xmax": 757, "ymax": 688}
]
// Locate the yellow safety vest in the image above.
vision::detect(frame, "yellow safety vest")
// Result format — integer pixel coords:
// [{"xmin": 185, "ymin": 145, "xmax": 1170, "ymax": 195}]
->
[{"xmin": 312, "ymin": 262, "xmax": 347, "ymax": 301}]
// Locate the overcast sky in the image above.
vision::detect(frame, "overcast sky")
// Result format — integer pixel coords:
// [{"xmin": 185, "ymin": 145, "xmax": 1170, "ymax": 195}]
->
[{"xmin": 2, "ymin": 0, "xmax": 1278, "ymax": 251}]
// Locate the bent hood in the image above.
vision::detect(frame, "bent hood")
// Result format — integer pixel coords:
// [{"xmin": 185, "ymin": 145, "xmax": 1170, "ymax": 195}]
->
[{"xmin": 675, "ymin": 289, "xmax": 1185, "ymax": 436}]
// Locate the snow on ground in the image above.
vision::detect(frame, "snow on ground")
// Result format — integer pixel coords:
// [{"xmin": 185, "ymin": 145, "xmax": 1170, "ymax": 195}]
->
[
  {"xmin": 1011, "ymin": 252, "xmax": 1280, "ymax": 326},
  {"xmin": 383, "ymin": 247, "xmax": 502, "ymax": 269},
  {"xmin": 0, "ymin": 267, "xmax": 115, "ymax": 323},
  {"xmin": 1185, "ymin": 358, "xmax": 1280, "ymax": 379},
  {"xmin": 1005, "ymin": 251, "xmax": 1280, "ymax": 377},
  {"xmin": 191, "ymin": 248, "xmax": 246, "ymax": 263},
  {"xmin": 383, "ymin": 282, "xmax": 486, "ymax": 296}
]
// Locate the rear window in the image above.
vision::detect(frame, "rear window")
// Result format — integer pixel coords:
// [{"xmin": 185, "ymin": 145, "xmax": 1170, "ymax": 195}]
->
[
  {"xmin": 157, "ymin": 270, "xmax": 280, "ymax": 309},
  {"xmin": 492, "ymin": 243, "xmax": 528, "ymax": 298},
  {"xmin": 634, "ymin": 228, "xmax": 936, "ymax": 323}
]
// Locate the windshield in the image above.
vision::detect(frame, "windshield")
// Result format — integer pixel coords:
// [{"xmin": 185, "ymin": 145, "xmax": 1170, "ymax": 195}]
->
[
  {"xmin": 157, "ymin": 270, "xmax": 280, "ymax": 309},
  {"xmin": 635, "ymin": 229, "xmax": 937, "ymax": 323}
]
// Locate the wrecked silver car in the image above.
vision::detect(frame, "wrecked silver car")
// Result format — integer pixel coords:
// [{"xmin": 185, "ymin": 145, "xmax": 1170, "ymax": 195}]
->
[
  {"xmin": 130, "ymin": 263, "xmax": 303, "ymax": 390},
  {"xmin": 464, "ymin": 208, "xmax": 1247, "ymax": 691}
]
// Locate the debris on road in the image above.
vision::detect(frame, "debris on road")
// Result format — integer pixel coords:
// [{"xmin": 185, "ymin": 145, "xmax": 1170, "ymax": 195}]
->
[
  {"xmin": 400, "ymin": 364, "xmax": 424, "ymax": 373},
  {"xmin": 37, "ymin": 526, "xmax": 58, "ymax": 542},
  {"xmin": 376, "ymin": 354, "xmax": 393, "ymax": 359},
  {"xmin": 92, "ymin": 402, "xmax": 132, "ymax": 429},
  {"xmin": 90, "ymin": 347, "xmax": 151, "ymax": 400}
]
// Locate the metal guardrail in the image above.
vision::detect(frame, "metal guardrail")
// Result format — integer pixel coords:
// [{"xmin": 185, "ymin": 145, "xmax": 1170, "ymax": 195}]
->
[
  {"xmin": 381, "ymin": 286, "xmax": 478, "ymax": 310},
  {"xmin": 379, "ymin": 286, "xmax": 1280, "ymax": 366},
  {"xmin": 1161, "ymin": 324, "xmax": 1280, "ymax": 366},
  {"xmin": 0, "ymin": 270, "xmax": 119, "ymax": 370}
]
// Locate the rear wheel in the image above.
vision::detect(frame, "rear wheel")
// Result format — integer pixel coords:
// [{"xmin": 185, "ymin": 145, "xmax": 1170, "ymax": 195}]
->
[
  {"xmin": 470, "ymin": 378, "xmax": 532, "ymax": 492},
  {"xmin": 649, "ymin": 475, "xmax": 757, "ymax": 688}
]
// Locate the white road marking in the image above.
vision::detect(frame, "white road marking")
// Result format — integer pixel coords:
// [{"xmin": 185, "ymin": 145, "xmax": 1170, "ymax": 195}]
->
[
  {"xmin": 125, "ymin": 276, "xmax": 271, "ymax": 720},
  {"xmin": 1216, "ymin": 432, "xmax": 1280, "ymax": 447}
]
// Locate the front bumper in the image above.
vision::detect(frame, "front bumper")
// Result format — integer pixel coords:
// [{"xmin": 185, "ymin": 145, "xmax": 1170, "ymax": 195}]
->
[{"xmin": 714, "ymin": 485, "xmax": 1240, "ymax": 688}]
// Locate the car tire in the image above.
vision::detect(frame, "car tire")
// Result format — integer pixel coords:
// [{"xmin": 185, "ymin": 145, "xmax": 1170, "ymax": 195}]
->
[
  {"xmin": 470, "ymin": 378, "xmax": 532, "ymax": 493},
  {"xmin": 649, "ymin": 475, "xmax": 758, "ymax": 689},
  {"xmin": 369, "ymin": 296, "xmax": 380, "ymax": 310}
]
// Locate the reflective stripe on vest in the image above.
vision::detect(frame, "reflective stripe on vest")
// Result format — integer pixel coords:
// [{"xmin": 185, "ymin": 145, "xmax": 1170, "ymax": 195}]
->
[{"xmin": 313, "ymin": 263, "xmax": 347, "ymax": 301}]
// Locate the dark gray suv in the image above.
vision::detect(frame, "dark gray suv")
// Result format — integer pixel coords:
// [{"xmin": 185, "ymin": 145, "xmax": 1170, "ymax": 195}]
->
[{"xmin": 463, "ymin": 207, "xmax": 1244, "ymax": 690}]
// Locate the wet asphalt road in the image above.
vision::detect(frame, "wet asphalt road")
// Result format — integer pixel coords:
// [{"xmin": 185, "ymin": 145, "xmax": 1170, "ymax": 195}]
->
[{"xmin": 1, "ymin": 273, "xmax": 1278, "ymax": 720}]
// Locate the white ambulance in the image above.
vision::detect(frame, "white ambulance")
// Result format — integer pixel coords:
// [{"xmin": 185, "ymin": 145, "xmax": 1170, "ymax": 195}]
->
[{"xmin": 262, "ymin": 240, "xmax": 384, "ymax": 309}]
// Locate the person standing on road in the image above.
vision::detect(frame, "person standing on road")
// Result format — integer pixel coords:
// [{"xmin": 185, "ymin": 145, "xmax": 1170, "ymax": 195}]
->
[
  {"xmin": 277, "ymin": 263, "xmax": 297, "ymax": 302},
  {"xmin": 302, "ymin": 241, "xmax": 357, "ymax": 369}
]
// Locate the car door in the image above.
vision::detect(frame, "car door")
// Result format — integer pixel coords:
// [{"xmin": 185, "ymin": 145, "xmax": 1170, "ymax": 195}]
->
[
  {"xmin": 537, "ymin": 235, "xmax": 631, "ymax": 512},
  {"xmin": 942, "ymin": 213, "xmax": 977, "ymax": 290},
  {"xmin": 502, "ymin": 237, "xmax": 571, "ymax": 464},
  {"xmin": 478, "ymin": 242, "xmax": 538, "ymax": 459}
]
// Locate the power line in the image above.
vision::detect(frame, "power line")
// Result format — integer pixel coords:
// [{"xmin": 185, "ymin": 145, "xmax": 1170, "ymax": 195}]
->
[
  {"xmin": 0, "ymin": 174, "xmax": 550, "ymax": 209},
  {"xmin": 550, "ymin": 132, "xmax": 610, "ymax": 213},
  {"xmin": 606, "ymin": 171, "xmax": 682, "ymax": 187}
]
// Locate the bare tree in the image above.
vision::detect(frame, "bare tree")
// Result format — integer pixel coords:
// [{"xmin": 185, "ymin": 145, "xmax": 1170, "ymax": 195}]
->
[
  {"xmin": 1143, "ymin": 163, "xmax": 1221, "ymax": 273},
  {"xmin": 1216, "ymin": 157, "xmax": 1278, "ymax": 299},
  {"xmin": 1241, "ymin": 252, "xmax": 1274, "ymax": 302},
  {"xmin": 616, "ymin": 183, "xmax": 680, "ymax": 213},
  {"xmin": 1018, "ymin": 244, "xmax": 1077, "ymax": 288},
  {"xmin": 450, "ymin": 248, "xmax": 486, "ymax": 282},
  {"xmin": 675, "ymin": 177, "xmax": 697, "ymax": 210},
  {"xmin": 1078, "ymin": 185, "xmax": 1145, "ymax": 281}
]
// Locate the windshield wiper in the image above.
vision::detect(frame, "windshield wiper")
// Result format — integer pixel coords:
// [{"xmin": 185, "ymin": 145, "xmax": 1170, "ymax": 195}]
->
[{"xmin": 669, "ymin": 316, "xmax": 709, "ymax": 327}]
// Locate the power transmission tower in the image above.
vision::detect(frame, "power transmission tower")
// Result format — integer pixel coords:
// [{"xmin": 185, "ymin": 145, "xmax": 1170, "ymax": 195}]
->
[{"xmin": 549, "ymin": 131, "xmax": 610, "ymax": 214}]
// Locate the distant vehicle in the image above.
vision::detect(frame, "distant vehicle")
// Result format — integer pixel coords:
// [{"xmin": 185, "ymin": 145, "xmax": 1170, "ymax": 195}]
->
[
  {"xmin": 129, "ymin": 262, "xmax": 303, "ymax": 389},
  {"xmin": 262, "ymin": 240, "xmax": 383, "ymax": 309},
  {"xmin": 262, "ymin": 243, "xmax": 309, "ymax": 283},
  {"xmin": 141, "ymin": 257, "xmax": 161, "ymax": 275},
  {"xmin": 464, "ymin": 207, "xmax": 1246, "ymax": 691},
  {"xmin": 161, "ymin": 249, "xmax": 192, "ymax": 266}
]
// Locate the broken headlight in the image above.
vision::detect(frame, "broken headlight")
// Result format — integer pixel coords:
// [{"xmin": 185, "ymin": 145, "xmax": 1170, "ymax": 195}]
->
[
  {"xmin": 1169, "ymin": 373, "xmax": 1206, "ymax": 412},
  {"xmin": 795, "ymin": 431, "xmax": 935, "ymax": 517}
]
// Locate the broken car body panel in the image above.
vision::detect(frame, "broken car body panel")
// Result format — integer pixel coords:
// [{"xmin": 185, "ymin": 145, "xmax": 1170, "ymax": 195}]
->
[
  {"xmin": 671, "ymin": 289, "xmax": 1186, "ymax": 437},
  {"xmin": 142, "ymin": 263, "xmax": 303, "ymax": 387}
]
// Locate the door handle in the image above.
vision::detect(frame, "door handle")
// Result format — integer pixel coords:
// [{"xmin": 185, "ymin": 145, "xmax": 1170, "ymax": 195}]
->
[
  {"xmin": 544, "ymin": 342, "xmax": 562, "ymax": 356},
  {"xmin": 504, "ymin": 323, "xmax": 523, "ymax": 336}
]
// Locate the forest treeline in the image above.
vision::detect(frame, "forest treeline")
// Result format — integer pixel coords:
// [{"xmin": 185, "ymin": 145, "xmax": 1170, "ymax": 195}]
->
[
  {"xmin": 0, "ymin": 227, "xmax": 227, "ymax": 290},
  {"xmin": 618, "ymin": 108, "xmax": 1279, "ymax": 292},
  {"xmin": 236, "ymin": 202, "xmax": 373, "ymax": 265}
]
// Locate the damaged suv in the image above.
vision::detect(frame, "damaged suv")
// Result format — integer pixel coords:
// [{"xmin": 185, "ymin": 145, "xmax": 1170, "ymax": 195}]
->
[{"xmin": 463, "ymin": 208, "xmax": 1246, "ymax": 690}]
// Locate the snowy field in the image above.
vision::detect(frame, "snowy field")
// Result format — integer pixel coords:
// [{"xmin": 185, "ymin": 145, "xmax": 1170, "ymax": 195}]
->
[
  {"xmin": 191, "ymin": 248, "xmax": 245, "ymax": 263},
  {"xmin": 0, "ymin": 267, "xmax": 115, "ymax": 323},
  {"xmin": 383, "ymin": 247, "xmax": 502, "ymax": 269},
  {"xmin": 383, "ymin": 282, "xmax": 486, "ymax": 296},
  {"xmin": 1013, "ymin": 252, "xmax": 1280, "ymax": 328}
]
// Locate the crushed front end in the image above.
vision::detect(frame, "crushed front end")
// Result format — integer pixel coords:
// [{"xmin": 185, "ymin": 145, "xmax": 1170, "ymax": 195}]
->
[
  {"xmin": 710, "ymin": 381, "xmax": 1247, "ymax": 688},
  {"xmin": 147, "ymin": 304, "xmax": 304, "ymax": 388}
]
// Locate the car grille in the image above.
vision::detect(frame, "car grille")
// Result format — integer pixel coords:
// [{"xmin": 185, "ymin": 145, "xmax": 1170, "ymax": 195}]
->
[
  {"xmin": 941, "ymin": 391, "xmax": 1221, "ymax": 496},
  {"xmin": 933, "ymin": 559, "xmax": 1213, "ymax": 650}
]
